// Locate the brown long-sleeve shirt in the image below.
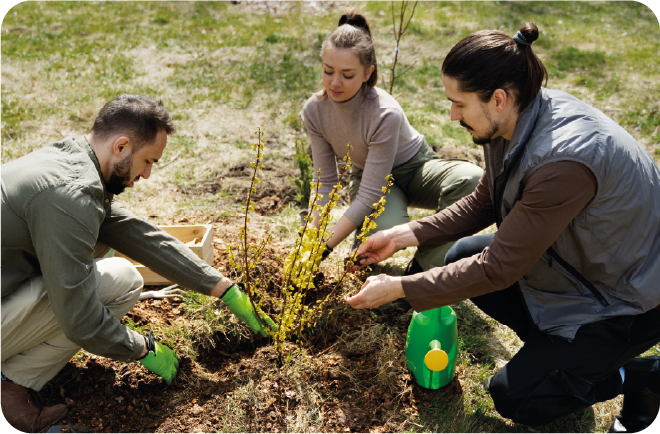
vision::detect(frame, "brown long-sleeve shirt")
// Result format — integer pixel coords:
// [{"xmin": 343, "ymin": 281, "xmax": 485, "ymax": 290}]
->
[{"xmin": 401, "ymin": 161, "xmax": 598, "ymax": 311}]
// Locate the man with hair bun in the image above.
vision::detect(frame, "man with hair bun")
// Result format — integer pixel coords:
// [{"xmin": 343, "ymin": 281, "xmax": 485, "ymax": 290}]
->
[
  {"xmin": 1, "ymin": 94, "xmax": 274, "ymax": 432},
  {"xmin": 346, "ymin": 23, "xmax": 660, "ymax": 432}
]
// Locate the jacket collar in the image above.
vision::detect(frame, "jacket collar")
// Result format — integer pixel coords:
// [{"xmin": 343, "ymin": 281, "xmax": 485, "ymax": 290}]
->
[
  {"xmin": 501, "ymin": 89, "xmax": 545, "ymax": 170},
  {"xmin": 76, "ymin": 136, "xmax": 113, "ymax": 206}
]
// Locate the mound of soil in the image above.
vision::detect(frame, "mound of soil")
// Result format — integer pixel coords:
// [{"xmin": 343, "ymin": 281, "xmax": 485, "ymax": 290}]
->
[{"xmin": 39, "ymin": 218, "xmax": 463, "ymax": 433}]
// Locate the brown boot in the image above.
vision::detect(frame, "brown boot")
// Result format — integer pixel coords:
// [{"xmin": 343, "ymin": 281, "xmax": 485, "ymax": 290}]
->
[{"xmin": 1, "ymin": 380, "xmax": 68, "ymax": 433}]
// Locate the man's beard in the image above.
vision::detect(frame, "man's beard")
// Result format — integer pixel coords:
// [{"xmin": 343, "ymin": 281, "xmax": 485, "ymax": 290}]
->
[
  {"xmin": 473, "ymin": 120, "xmax": 499, "ymax": 145},
  {"xmin": 460, "ymin": 106, "xmax": 500, "ymax": 145},
  {"xmin": 106, "ymin": 154, "xmax": 133, "ymax": 195}
]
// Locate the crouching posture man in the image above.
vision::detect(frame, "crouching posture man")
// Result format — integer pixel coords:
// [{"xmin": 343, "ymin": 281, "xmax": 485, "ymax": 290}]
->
[
  {"xmin": 345, "ymin": 24, "xmax": 660, "ymax": 432},
  {"xmin": 1, "ymin": 94, "xmax": 274, "ymax": 432}
]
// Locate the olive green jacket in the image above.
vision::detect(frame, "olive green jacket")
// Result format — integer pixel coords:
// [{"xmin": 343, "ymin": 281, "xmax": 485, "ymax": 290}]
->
[{"xmin": 1, "ymin": 137, "xmax": 222, "ymax": 361}]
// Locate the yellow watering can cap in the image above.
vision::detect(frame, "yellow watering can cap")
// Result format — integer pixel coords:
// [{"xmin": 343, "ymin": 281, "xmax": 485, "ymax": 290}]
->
[{"xmin": 425, "ymin": 348, "xmax": 449, "ymax": 371}]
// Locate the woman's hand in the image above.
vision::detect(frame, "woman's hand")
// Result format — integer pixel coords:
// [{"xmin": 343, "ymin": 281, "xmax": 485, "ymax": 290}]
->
[{"xmin": 344, "ymin": 274, "xmax": 405, "ymax": 309}]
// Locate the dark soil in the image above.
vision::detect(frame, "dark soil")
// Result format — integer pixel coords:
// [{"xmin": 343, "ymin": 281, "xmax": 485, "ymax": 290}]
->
[{"xmin": 39, "ymin": 217, "xmax": 463, "ymax": 433}]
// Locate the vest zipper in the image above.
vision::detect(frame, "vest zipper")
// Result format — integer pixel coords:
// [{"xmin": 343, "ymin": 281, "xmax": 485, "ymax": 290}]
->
[{"xmin": 546, "ymin": 247, "xmax": 610, "ymax": 307}]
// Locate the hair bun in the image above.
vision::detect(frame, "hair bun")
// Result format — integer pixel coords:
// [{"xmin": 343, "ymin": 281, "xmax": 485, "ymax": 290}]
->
[
  {"xmin": 519, "ymin": 22, "xmax": 539, "ymax": 44},
  {"xmin": 339, "ymin": 11, "xmax": 368, "ymax": 30}
]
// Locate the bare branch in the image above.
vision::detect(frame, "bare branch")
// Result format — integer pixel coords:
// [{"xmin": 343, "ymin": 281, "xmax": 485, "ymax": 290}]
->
[
  {"xmin": 387, "ymin": 1, "xmax": 419, "ymax": 94},
  {"xmin": 394, "ymin": 60, "xmax": 418, "ymax": 79},
  {"xmin": 402, "ymin": 1, "xmax": 419, "ymax": 35}
]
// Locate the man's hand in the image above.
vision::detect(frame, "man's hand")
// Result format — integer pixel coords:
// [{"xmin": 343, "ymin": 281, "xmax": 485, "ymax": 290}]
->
[
  {"xmin": 222, "ymin": 284, "xmax": 277, "ymax": 337},
  {"xmin": 344, "ymin": 274, "xmax": 405, "ymax": 309},
  {"xmin": 350, "ymin": 231, "xmax": 399, "ymax": 270},
  {"xmin": 351, "ymin": 225, "xmax": 420, "ymax": 271},
  {"xmin": 137, "ymin": 331, "xmax": 179, "ymax": 385}
]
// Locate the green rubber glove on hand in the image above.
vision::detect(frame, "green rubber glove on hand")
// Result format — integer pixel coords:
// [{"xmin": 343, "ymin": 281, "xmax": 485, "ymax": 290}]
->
[
  {"xmin": 222, "ymin": 284, "xmax": 277, "ymax": 337},
  {"xmin": 138, "ymin": 331, "xmax": 179, "ymax": 385}
]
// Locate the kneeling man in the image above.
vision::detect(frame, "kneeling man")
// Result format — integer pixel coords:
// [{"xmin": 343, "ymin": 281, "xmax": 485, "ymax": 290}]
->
[
  {"xmin": 346, "ymin": 24, "xmax": 660, "ymax": 432},
  {"xmin": 1, "ymin": 94, "xmax": 273, "ymax": 432}
]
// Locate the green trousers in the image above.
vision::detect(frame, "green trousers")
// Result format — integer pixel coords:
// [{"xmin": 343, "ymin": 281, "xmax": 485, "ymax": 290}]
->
[{"xmin": 349, "ymin": 141, "xmax": 483, "ymax": 270}]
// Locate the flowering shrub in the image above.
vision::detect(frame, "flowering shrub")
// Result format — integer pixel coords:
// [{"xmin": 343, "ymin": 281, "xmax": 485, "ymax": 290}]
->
[{"xmin": 228, "ymin": 130, "xmax": 394, "ymax": 357}]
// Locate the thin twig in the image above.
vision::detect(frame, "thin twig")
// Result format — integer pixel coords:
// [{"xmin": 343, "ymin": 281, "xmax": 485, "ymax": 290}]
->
[
  {"xmin": 314, "ymin": 340, "xmax": 341, "ymax": 357},
  {"xmin": 394, "ymin": 60, "xmax": 417, "ymax": 79},
  {"xmin": 154, "ymin": 151, "xmax": 180, "ymax": 169},
  {"xmin": 402, "ymin": 1, "xmax": 418, "ymax": 35},
  {"xmin": 388, "ymin": 1, "xmax": 419, "ymax": 94}
]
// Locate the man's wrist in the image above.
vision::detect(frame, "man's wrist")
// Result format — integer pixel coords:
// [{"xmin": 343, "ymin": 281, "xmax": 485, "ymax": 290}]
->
[
  {"xmin": 390, "ymin": 276, "xmax": 406, "ymax": 299},
  {"xmin": 137, "ymin": 337, "xmax": 148, "ymax": 360},
  {"xmin": 210, "ymin": 277, "xmax": 235, "ymax": 299},
  {"xmin": 387, "ymin": 224, "xmax": 419, "ymax": 250}
]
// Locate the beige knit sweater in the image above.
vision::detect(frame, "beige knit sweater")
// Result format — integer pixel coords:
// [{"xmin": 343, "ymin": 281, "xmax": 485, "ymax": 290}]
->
[{"xmin": 303, "ymin": 86, "xmax": 424, "ymax": 225}]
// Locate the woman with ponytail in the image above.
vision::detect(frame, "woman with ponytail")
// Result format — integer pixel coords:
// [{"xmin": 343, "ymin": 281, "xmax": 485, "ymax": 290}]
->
[
  {"xmin": 303, "ymin": 9, "xmax": 483, "ymax": 273},
  {"xmin": 346, "ymin": 22, "xmax": 660, "ymax": 432}
]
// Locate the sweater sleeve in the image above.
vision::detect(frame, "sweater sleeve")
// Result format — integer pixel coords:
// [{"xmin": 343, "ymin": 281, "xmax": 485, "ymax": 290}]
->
[
  {"xmin": 401, "ymin": 161, "xmax": 597, "ymax": 311},
  {"xmin": 343, "ymin": 109, "xmax": 401, "ymax": 225},
  {"xmin": 303, "ymin": 101, "xmax": 338, "ymax": 209}
]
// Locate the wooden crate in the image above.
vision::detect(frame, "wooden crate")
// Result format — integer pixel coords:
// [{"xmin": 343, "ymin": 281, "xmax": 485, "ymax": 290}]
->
[{"xmin": 115, "ymin": 224, "xmax": 214, "ymax": 285}]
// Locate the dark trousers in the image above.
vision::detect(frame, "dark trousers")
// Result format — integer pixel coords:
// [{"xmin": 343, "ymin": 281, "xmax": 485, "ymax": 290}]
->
[{"xmin": 445, "ymin": 234, "xmax": 660, "ymax": 426}]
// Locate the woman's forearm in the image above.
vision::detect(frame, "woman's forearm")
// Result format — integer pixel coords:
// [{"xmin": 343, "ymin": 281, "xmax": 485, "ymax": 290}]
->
[{"xmin": 327, "ymin": 216, "xmax": 358, "ymax": 249}]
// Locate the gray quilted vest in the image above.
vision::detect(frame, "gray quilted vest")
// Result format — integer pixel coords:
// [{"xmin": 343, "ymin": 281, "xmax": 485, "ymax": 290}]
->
[{"xmin": 484, "ymin": 89, "xmax": 660, "ymax": 340}]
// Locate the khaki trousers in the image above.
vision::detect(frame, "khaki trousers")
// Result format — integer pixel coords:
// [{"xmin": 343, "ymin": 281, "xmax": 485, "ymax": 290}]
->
[
  {"xmin": 349, "ymin": 142, "xmax": 483, "ymax": 270},
  {"xmin": 1, "ymin": 257, "xmax": 143, "ymax": 391}
]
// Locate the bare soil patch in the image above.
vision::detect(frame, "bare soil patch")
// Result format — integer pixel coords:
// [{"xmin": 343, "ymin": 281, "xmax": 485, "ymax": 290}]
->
[
  {"xmin": 40, "ymin": 217, "xmax": 463, "ymax": 433},
  {"xmin": 435, "ymin": 145, "xmax": 484, "ymax": 168}
]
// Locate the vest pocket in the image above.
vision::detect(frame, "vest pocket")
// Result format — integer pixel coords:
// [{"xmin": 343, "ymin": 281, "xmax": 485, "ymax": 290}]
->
[
  {"xmin": 546, "ymin": 247, "xmax": 610, "ymax": 308},
  {"xmin": 520, "ymin": 253, "xmax": 612, "ymax": 315}
]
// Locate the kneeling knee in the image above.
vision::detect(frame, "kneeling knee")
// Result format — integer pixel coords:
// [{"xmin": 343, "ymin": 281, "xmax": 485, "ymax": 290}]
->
[
  {"xmin": 488, "ymin": 373, "xmax": 521, "ymax": 421},
  {"xmin": 488, "ymin": 368, "xmax": 588, "ymax": 427},
  {"xmin": 110, "ymin": 257, "xmax": 144, "ymax": 292}
]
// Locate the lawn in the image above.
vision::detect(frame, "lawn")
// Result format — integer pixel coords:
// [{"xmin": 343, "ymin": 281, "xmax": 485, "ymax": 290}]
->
[{"xmin": 2, "ymin": 1, "xmax": 659, "ymax": 433}]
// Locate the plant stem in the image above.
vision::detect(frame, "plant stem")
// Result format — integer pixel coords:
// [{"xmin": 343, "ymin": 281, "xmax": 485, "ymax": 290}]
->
[{"xmin": 242, "ymin": 128, "xmax": 269, "ymax": 330}]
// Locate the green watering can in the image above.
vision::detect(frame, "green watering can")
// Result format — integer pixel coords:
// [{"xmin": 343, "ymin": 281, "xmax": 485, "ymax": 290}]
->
[{"xmin": 404, "ymin": 305, "xmax": 458, "ymax": 389}]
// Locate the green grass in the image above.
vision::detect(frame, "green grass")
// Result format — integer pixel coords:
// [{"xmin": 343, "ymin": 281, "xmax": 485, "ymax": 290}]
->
[{"xmin": 3, "ymin": 1, "xmax": 658, "ymax": 163}]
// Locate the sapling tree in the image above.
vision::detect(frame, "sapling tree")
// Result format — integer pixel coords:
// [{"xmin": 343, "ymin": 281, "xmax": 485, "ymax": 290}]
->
[{"xmin": 387, "ymin": 0, "xmax": 419, "ymax": 94}]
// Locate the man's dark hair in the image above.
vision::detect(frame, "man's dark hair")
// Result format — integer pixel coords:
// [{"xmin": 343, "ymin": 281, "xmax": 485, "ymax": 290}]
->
[
  {"xmin": 90, "ymin": 94, "xmax": 176, "ymax": 150},
  {"xmin": 442, "ymin": 23, "xmax": 548, "ymax": 113}
]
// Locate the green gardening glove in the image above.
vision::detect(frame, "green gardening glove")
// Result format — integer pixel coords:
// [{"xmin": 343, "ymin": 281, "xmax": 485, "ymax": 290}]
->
[
  {"xmin": 222, "ymin": 283, "xmax": 277, "ymax": 337},
  {"xmin": 137, "ymin": 331, "xmax": 179, "ymax": 385}
]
